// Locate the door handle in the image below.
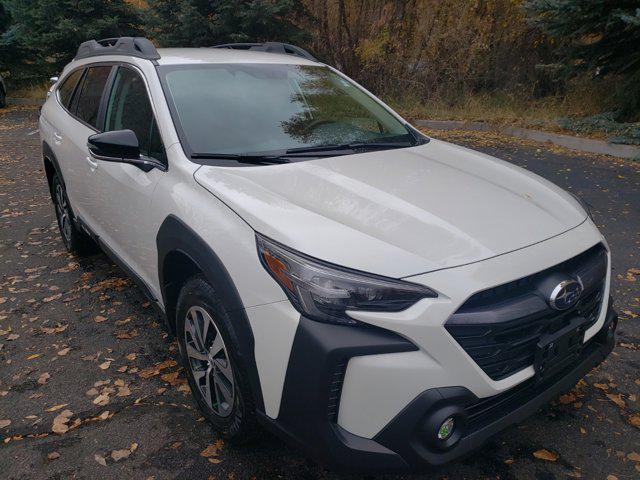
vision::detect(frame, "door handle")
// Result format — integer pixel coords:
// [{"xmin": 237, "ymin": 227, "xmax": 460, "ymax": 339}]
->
[
  {"xmin": 86, "ymin": 156, "xmax": 98, "ymax": 170},
  {"xmin": 53, "ymin": 132, "xmax": 63, "ymax": 144}
]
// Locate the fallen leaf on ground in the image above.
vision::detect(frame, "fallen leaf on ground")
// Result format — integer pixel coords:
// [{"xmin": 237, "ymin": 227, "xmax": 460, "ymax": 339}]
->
[
  {"xmin": 52, "ymin": 410, "xmax": 73, "ymax": 434},
  {"xmin": 41, "ymin": 324, "xmax": 68, "ymax": 334},
  {"xmin": 6, "ymin": 333, "xmax": 19, "ymax": 341},
  {"xmin": 45, "ymin": 404, "xmax": 68, "ymax": 412},
  {"xmin": 94, "ymin": 315, "xmax": 107, "ymax": 323},
  {"xmin": 139, "ymin": 359, "xmax": 177, "ymax": 378},
  {"xmin": 558, "ymin": 393, "xmax": 577, "ymax": 404},
  {"xmin": 38, "ymin": 372, "xmax": 50, "ymax": 385},
  {"xmin": 43, "ymin": 293, "xmax": 62, "ymax": 303},
  {"xmin": 160, "ymin": 371, "xmax": 182, "ymax": 386},
  {"xmin": 606, "ymin": 393, "xmax": 626, "ymax": 408},
  {"xmin": 630, "ymin": 413, "xmax": 640, "ymax": 429},
  {"xmin": 116, "ymin": 385, "xmax": 131, "ymax": 397},
  {"xmin": 111, "ymin": 443, "xmax": 138, "ymax": 462},
  {"xmin": 628, "ymin": 452, "xmax": 640, "ymax": 462},
  {"xmin": 125, "ymin": 353, "xmax": 137, "ymax": 361},
  {"xmin": 200, "ymin": 439, "xmax": 224, "ymax": 458},
  {"xmin": 57, "ymin": 347, "xmax": 70, "ymax": 356},
  {"xmin": 0, "ymin": 419, "xmax": 11, "ymax": 428},
  {"xmin": 115, "ymin": 329, "xmax": 138, "ymax": 339},
  {"xmin": 93, "ymin": 394, "xmax": 109, "ymax": 406},
  {"xmin": 47, "ymin": 452, "xmax": 60, "ymax": 461},
  {"xmin": 533, "ymin": 449, "xmax": 559, "ymax": 462},
  {"xmin": 94, "ymin": 454, "xmax": 107, "ymax": 466},
  {"xmin": 98, "ymin": 361, "xmax": 111, "ymax": 370}
]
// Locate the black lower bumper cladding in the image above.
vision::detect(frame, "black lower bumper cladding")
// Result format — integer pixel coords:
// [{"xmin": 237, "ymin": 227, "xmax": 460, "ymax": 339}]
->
[{"xmin": 258, "ymin": 304, "xmax": 617, "ymax": 473}]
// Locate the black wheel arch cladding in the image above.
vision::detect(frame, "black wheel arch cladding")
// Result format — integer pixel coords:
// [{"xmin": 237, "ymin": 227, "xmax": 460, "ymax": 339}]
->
[
  {"xmin": 42, "ymin": 141, "xmax": 65, "ymax": 196},
  {"xmin": 156, "ymin": 214, "xmax": 265, "ymax": 412}
]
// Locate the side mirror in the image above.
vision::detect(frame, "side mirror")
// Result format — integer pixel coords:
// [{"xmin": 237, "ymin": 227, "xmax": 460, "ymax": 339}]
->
[{"xmin": 87, "ymin": 129, "xmax": 166, "ymax": 171}]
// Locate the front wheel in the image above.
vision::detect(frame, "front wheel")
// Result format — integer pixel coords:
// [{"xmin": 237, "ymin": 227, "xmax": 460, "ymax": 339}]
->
[{"xmin": 176, "ymin": 275, "xmax": 258, "ymax": 442}]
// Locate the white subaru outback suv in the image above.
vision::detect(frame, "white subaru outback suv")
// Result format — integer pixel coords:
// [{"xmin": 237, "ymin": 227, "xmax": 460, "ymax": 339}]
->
[{"xmin": 39, "ymin": 37, "xmax": 617, "ymax": 472}]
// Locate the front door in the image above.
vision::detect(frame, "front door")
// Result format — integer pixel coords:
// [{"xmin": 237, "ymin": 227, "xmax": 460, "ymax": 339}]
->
[{"xmin": 91, "ymin": 65, "xmax": 167, "ymax": 291}]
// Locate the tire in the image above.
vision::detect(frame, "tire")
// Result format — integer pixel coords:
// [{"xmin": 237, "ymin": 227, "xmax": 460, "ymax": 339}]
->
[
  {"xmin": 51, "ymin": 172, "xmax": 96, "ymax": 255},
  {"xmin": 176, "ymin": 275, "xmax": 258, "ymax": 443}
]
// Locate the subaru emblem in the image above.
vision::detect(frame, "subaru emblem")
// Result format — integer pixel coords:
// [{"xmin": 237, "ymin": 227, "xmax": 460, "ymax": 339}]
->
[{"xmin": 549, "ymin": 279, "xmax": 583, "ymax": 310}]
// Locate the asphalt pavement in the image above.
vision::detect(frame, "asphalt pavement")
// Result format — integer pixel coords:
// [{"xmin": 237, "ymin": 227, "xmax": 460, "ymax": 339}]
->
[{"xmin": 1, "ymin": 106, "xmax": 639, "ymax": 479}]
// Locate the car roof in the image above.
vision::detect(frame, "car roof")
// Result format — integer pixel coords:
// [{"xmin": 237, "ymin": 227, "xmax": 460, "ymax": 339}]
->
[{"xmin": 156, "ymin": 48, "xmax": 321, "ymax": 66}]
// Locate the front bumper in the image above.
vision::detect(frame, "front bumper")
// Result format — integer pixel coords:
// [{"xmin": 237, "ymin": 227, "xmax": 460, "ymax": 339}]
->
[{"xmin": 257, "ymin": 302, "xmax": 617, "ymax": 472}]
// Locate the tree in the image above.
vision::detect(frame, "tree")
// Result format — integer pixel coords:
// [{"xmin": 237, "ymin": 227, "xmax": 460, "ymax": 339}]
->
[
  {"xmin": 146, "ymin": 0, "xmax": 309, "ymax": 48},
  {"xmin": 524, "ymin": 0, "xmax": 640, "ymax": 119},
  {"xmin": 1, "ymin": 0, "xmax": 143, "ymax": 77}
]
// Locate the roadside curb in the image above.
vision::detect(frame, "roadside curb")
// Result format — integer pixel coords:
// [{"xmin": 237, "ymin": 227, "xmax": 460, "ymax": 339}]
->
[
  {"xmin": 7, "ymin": 97, "xmax": 43, "ymax": 106},
  {"xmin": 415, "ymin": 119, "xmax": 640, "ymax": 160}
]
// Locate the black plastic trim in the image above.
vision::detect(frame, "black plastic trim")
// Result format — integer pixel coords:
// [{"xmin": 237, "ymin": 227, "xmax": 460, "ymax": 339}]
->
[
  {"xmin": 212, "ymin": 42, "xmax": 318, "ymax": 62},
  {"xmin": 257, "ymin": 316, "xmax": 417, "ymax": 472},
  {"xmin": 260, "ymin": 302, "xmax": 615, "ymax": 472},
  {"xmin": 75, "ymin": 37, "xmax": 160, "ymax": 61},
  {"xmin": 155, "ymin": 215, "xmax": 265, "ymax": 412},
  {"xmin": 374, "ymin": 303, "xmax": 617, "ymax": 470}
]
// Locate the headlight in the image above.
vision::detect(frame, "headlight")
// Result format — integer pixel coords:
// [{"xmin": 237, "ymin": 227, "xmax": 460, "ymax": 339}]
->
[
  {"xmin": 571, "ymin": 193, "xmax": 594, "ymax": 220},
  {"xmin": 256, "ymin": 234, "xmax": 437, "ymax": 325}
]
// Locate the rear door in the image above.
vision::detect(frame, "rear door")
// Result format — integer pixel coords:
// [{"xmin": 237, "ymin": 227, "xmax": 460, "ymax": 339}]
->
[{"xmin": 58, "ymin": 65, "xmax": 113, "ymax": 230}]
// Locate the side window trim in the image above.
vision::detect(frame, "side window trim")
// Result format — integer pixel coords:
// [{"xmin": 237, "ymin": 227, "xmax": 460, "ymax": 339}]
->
[{"xmin": 97, "ymin": 66, "xmax": 120, "ymax": 132}]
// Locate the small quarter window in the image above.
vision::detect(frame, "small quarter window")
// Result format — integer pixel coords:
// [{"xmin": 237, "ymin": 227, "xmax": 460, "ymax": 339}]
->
[
  {"xmin": 57, "ymin": 69, "xmax": 83, "ymax": 109},
  {"xmin": 75, "ymin": 66, "xmax": 112, "ymax": 128}
]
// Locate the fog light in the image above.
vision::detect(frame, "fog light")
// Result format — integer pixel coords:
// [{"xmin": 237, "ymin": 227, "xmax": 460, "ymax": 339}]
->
[{"xmin": 437, "ymin": 417, "xmax": 455, "ymax": 440}]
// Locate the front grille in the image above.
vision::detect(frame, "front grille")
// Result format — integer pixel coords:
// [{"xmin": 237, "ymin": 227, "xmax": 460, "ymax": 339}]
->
[
  {"xmin": 446, "ymin": 244, "xmax": 607, "ymax": 381},
  {"xmin": 464, "ymin": 331, "xmax": 606, "ymax": 431}
]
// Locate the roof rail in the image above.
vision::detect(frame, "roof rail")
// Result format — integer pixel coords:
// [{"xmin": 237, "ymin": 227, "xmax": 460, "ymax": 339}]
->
[
  {"xmin": 75, "ymin": 37, "xmax": 160, "ymax": 61},
  {"xmin": 211, "ymin": 42, "xmax": 317, "ymax": 62}
]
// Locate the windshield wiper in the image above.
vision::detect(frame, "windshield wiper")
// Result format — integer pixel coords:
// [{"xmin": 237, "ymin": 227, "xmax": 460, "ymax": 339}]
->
[
  {"xmin": 285, "ymin": 141, "xmax": 415, "ymax": 155},
  {"xmin": 191, "ymin": 153, "xmax": 290, "ymax": 164}
]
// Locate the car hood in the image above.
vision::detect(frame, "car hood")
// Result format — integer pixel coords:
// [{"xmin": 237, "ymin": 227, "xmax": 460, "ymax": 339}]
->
[{"xmin": 194, "ymin": 139, "xmax": 586, "ymax": 278}]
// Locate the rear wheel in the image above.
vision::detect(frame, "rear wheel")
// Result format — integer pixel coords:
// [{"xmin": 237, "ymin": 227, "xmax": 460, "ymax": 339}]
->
[
  {"xmin": 51, "ymin": 172, "xmax": 96, "ymax": 254},
  {"xmin": 176, "ymin": 275, "xmax": 258, "ymax": 442}
]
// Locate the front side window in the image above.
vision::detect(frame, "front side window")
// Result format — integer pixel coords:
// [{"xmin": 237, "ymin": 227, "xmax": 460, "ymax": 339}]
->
[
  {"xmin": 104, "ymin": 66, "xmax": 165, "ymax": 163},
  {"xmin": 158, "ymin": 63, "xmax": 415, "ymax": 158},
  {"xmin": 75, "ymin": 66, "xmax": 112, "ymax": 128},
  {"xmin": 57, "ymin": 69, "xmax": 83, "ymax": 109}
]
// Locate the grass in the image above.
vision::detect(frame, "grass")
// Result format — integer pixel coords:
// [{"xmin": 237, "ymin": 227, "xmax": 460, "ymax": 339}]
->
[
  {"xmin": 389, "ymin": 79, "xmax": 640, "ymax": 145},
  {"xmin": 7, "ymin": 83, "xmax": 49, "ymax": 100}
]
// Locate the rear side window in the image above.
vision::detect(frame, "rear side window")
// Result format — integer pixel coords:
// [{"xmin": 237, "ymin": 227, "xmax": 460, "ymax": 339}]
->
[
  {"xmin": 75, "ymin": 66, "xmax": 112, "ymax": 128},
  {"xmin": 57, "ymin": 69, "xmax": 83, "ymax": 109},
  {"xmin": 105, "ymin": 66, "xmax": 165, "ymax": 163}
]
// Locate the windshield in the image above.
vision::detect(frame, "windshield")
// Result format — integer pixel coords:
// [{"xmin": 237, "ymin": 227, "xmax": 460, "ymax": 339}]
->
[{"xmin": 158, "ymin": 63, "xmax": 416, "ymax": 158}]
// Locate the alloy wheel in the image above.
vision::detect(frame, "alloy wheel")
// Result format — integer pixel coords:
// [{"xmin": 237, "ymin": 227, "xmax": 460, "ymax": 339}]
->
[
  {"xmin": 184, "ymin": 306, "xmax": 235, "ymax": 417},
  {"xmin": 54, "ymin": 182, "xmax": 72, "ymax": 243}
]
